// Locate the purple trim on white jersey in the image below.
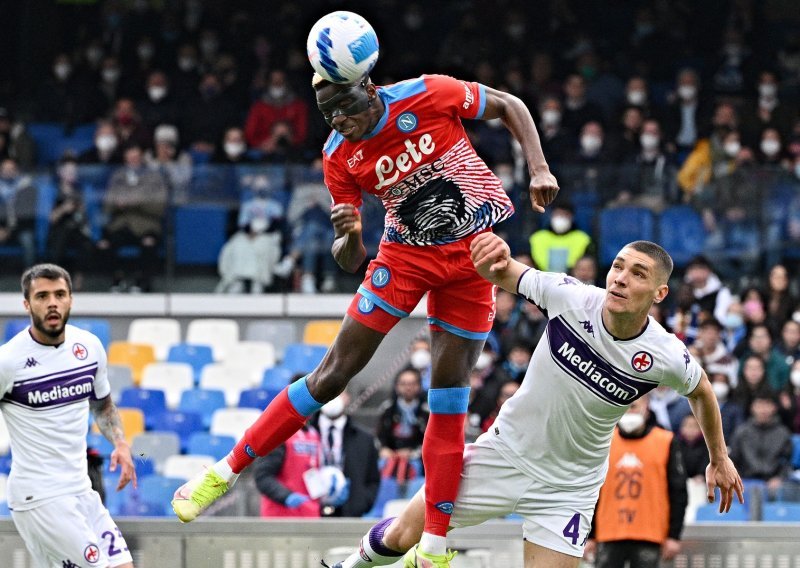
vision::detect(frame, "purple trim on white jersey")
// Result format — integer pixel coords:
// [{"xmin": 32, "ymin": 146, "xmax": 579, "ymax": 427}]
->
[
  {"xmin": 547, "ymin": 317, "xmax": 657, "ymax": 406},
  {"xmin": 3, "ymin": 365, "xmax": 98, "ymax": 410}
]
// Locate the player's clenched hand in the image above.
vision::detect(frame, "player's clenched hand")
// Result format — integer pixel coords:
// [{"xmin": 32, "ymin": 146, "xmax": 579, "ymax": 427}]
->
[
  {"xmin": 110, "ymin": 440, "xmax": 138, "ymax": 491},
  {"xmin": 470, "ymin": 233, "xmax": 510, "ymax": 280},
  {"xmin": 330, "ymin": 204, "xmax": 362, "ymax": 237},
  {"xmin": 705, "ymin": 457, "xmax": 744, "ymax": 513},
  {"xmin": 529, "ymin": 170, "xmax": 560, "ymax": 213}
]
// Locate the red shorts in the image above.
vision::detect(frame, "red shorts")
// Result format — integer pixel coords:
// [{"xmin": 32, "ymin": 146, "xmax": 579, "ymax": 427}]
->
[{"xmin": 347, "ymin": 232, "xmax": 496, "ymax": 338}]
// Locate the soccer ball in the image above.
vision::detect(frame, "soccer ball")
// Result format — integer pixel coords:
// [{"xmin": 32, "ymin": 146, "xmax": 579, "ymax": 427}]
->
[{"xmin": 306, "ymin": 11, "xmax": 379, "ymax": 84}]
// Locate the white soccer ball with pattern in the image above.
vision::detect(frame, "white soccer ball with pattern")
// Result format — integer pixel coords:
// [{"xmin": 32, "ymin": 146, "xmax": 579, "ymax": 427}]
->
[{"xmin": 306, "ymin": 11, "xmax": 379, "ymax": 84}]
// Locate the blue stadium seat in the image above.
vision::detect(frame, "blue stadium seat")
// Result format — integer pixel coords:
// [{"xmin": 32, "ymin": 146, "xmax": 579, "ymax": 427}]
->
[
  {"xmin": 174, "ymin": 204, "xmax": 228, "ymax": 265},
  {"xmin": 138, "ymin": 474, "xmax": 185, "ymax": 506},
  {"xmin": 362, "ymin": 477, "xmax": 400, "ymax": 519},
  {"xmin": 598, "ymin": 207, "xmax": 656, "ymax": 266},
  {"xmin": 261, "ymin": 366, "xmax": 294, "ymax": 391},
  {"xmin": 118, "ymin": 388, "xmax": 167, "ymax": 429},
  {"xmin": 0, "ymin": 501, "xmax": 10, "ymax": 517},
  {"xmin": 0, "ymin": 454, "xmax": 12, "ymax": 475},
  {"xmin": 694, "ymin": 502, "xmax": 749, "ymax": 522},
  {"xmin": 87, "ymin": 432, "xmax": 116, "ymax": 459},
  {"xmin": 149, "ymin": 410, "xmax": 204, "ymax": 452},
  {"xmin": 762, "ymin": 503, "xmax": 800, "ymax": 522},
  {"xmin": 179, "ymin": 388, "xmax": 227, "ymax": 429},
  {"xmin": 188, "ymin": 164, "xmax": 236, "ymax": 202},
  {"xmin": 3, "ymin": 319, "xmax": 29, "ymax": 342},
  {"xmin": 187, "ymin": 432, "xmax": 235, "ymax": 461},
  {"xmin": 167, "ymin": 343, "xmax": 214, "ymax": 384},
  {"xmin": 238, "ymin": 387, "xmax": 278, "ymax": 410},
  {"xmin": 36, "ymin": 177, "xmax": 57, "ymax": 257},
  {"xmin": 658, "ymin": 205, "xmax": 706, "ymax": 268},
  {"xmin": 119, "ymin": 497, "xmax": 171, "ymax": 517},
  {"xmin": 792, "ymin": 434, "xmax": 800, "ymax": 469},
  {"xmin": 70, "ymin": 318, "xmax": 112, "ymax": 349},
  {"xmin": 281, "ymin": 343, "xmax": 327, "ymax": 376},
  {"xmin": 28, "ymin": 122, "xmax": 66, "ymax": 165}
]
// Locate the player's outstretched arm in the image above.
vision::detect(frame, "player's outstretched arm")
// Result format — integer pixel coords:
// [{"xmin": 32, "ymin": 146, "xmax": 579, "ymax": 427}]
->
[
  {"xmin": 481, "ymin": 86, "xmax": 559, "ymax": 212},
  {"xmin": 470, "ymin": 233, "xmax": 529, "ymax": 293},
  {"xmin": 90, "ymin": 396, "xmax": 138, "ymax": 490},
  {"xmin": 330, "ymin": 203, "xmax": 367, "ymax": 272},
  {"xmin": 686, "ymin": 371, "xmax": 744, "ymax": 512}
]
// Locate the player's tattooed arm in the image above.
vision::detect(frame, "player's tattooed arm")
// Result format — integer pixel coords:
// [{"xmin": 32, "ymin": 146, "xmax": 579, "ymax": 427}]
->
[
  {"xmin": 90, "ymin": 396, "xmax": 126, "ymax": 445},
  {"xmin": 90, "ymin": 396, "xmax": 138, "ymax": 489}
]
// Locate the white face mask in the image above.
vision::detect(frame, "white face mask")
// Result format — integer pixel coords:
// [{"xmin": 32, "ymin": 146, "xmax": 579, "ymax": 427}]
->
[
  {"xmin": 86, "ymin": 47, "xmax": 103, "ymax": 65},
  {"xmin": 678, "ymin": 85, "xmax": 696, "ymax": 101},
  {"xmin": 410, "ymin": 349, "xmax": 431, "ymax": 370},
  {"xmin": 759, "ymin": 83, "xmax": 777, "ymax": 98},
  {"xmin": 712, "ymin": 382, "xmax": 730, "ymax": 401},
  {"xmin": 791, "ymin": 371, "xmax": 800, "ymax": 388},
  {"xmin": 138, "ymin": 44, "xmax": 155, "ymax": 60},
  {"xmin": 178, "ymin": 57, "xmax": 196, "ymax": 72},
  {"xmin": 541, "ymin": 109, "xmax": 561, "ymax": 126},
  {"xmin": 102, "ymin": 68, "xmax": 120, "ymax": 83},
  {"xmin": 250, "ymin": 217, "xmax": 268, "ymax": 233},
  {"xmin": 96, "ymin": 135, "xmax": 117, "ymax": 153},
  {"xmin": 475, "ymin": 352, "xmax": 493, "ymax": 371},
  {"xmin": 550, "ymin": 214, "xmax": 572, "ymax": 234},
  {"xmin": 640, "ymin": 133, "xmax": 659, "ymax": 150},
  {"xmin": 320, "ymin": 395, "xmax": 346, "ymax": 418},
  {"xmin": 724, "ymin": 313, "xmax": 744, "ymax": 329},
  {"xmin": 224, "ymin": 142, "xmax": 245, "ymax": 158},
  {"xmin": 618, "ymin": 412, "xmax": 645, "ymax": 433},
  {"xmin": 54, "ymin": 63, "xmax": 71, "ymax": 80},
  {"xmin": 761, "ymin": 139, "xmax": 780, "ymax": 156},
  {"xmin": 723, "ymin": 141, "xmax": 741, "ymax": 158},
  {"xmin": 627, "ymin": 90, "xmax": 647, "ymax": 106},
  {"xmin": 268, "ymin": 86, "xmax": 287, "ymax": 100},
  {"xmin": 148, "ymin": 86, "xmax": 167, "ymax": 102},
  {"xmin": 581, "ymin": 134, "xmax": 602, "ymax": 154}
]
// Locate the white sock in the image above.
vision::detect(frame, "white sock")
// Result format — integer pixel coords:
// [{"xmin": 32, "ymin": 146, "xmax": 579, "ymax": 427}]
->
[
  {"xmin": 212, "ymin": 458, "xmax": 239, "ymax": 485},
  {"xmin": 418, "ymin": 533, "xmax": 446, "ymax": 556}
]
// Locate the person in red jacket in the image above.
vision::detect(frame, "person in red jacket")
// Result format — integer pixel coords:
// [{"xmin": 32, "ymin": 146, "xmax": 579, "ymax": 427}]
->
[{"xmin": 245, "ymin": 69, "xmax": 308, "ymax": 158}]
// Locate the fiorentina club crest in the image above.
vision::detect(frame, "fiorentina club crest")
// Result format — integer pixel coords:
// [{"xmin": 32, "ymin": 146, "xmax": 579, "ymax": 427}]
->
[
  {"xmin": 72, "ymin": 343, "xmax": 88, "ymax": 360},
  {"xmin": 631, "ymin": 351, "xmax": 653, "ymax": 373}
]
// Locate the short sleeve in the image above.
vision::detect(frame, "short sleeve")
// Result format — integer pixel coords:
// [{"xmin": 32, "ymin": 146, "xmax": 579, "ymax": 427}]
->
[
  {"xmin": 660, "ymin": 342, "xmax": 702, "ymax": 396},
  {"xmin": 517, "ymin": 269, "xmax": 599, "ymax": 317},
  {"xmin": 92, "ymin": 337, "xmax": 111, "ymax": 400},
  {"xmin": 323, "ymin": 151, "xmax": 362, "ymax": 208},
  {"xmin": 424, "ymin": 75, "xmax": 487, "ymax": 120},
  {"xmin": 0, "ymin": 347, "xmax": 16, "ymax": 397}
]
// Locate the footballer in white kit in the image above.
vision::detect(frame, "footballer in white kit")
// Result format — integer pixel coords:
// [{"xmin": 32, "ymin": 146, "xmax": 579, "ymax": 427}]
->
[{"xmin": 0, "ymin": 264, "xmax": 135, "ymax": 568}]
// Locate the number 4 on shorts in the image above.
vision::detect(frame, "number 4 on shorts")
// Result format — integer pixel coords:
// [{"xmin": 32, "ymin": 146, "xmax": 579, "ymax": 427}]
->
[{"xmin": 562, "ymin": 513, "xmax": 581, "ymax": 545}]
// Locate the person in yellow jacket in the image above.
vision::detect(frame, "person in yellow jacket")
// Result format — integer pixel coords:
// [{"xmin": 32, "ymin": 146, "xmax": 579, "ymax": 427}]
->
[
  {"xmin": 529, "ymin": 202, "xmax": 592, "ymax": 272},
  {"xmin": 585, "ymin": 395, "xmax": 688, "ymax": 568}
]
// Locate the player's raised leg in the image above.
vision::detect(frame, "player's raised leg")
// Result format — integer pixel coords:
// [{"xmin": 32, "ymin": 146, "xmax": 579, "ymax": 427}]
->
[{"xmin": 172, "ymin": 316, "xmax": 386, "ymax": 522}]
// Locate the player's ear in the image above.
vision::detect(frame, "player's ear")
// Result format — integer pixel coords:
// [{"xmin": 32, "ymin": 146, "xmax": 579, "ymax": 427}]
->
[{"xmin": 653, "ymin": 284, "xmax": 669, "ymax": 304}]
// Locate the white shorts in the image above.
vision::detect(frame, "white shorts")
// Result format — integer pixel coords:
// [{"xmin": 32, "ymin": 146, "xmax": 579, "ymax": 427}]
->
[
  {"xmin": 11, "ymin": 491, "xmax": 133, "ymax": 567},
  {"xmin": 443, "ymin": 434, "xmax": 599, "ymax": 558}
]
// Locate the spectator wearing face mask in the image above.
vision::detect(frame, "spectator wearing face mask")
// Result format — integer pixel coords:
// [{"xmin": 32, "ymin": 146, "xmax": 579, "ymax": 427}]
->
[
  {"xmin": 137, "ymin": 71, "xmax": 179, "ymax": 133},
  {"xmin": 407, "ymin": 338, "xmax": 432, "ymax": 392},
  {"xmin": 560, "ymin": 74, "xmax": 605, "ymax": 138},
  {"xmin": 94, "ymin": 55, "xmax": 125, "ymax": 116},
  {"xmin": 585, "ymin": 396, "xmax": 688, "ymax": 568},
  {"xmin": 529, "ymin": 202, "xmax": 592, "ymax": 273},
  {"xmin": 78, "ymin": 120, "xmax": 123, "ymax": 165},
  {"xmin": 0, "ymin": 157, "xmax": 38, "ymax": 267},
  {"xmin": 707, "ymin": 367, "xmax": 745, "ymax": 442},
  {"xmin": 180, "ymin": 73, "xmax": 240, "ymax": 156},
  {"xmin": 612, "ymin": 105, "xmax": 646, "ymax": 163},
  {"xmin": 613, "ymin": 118, "xmax": 678, "ymax": 212},
  {"xmin": 36, "ymin": 52, "xmax": 94, "ymax": 125},
  {"xmin": 0, "ymin": 107, "xmax": 36, "ymax": 170},
  {"xmin": 741, "ymin": 70, "xmax": 797, "ymax": 144},
  {"xmin": 170, "ymin": 43, "xmax": 201, "ymax": 103},
  {"xmin": 536, "ymin": 96, "xmax": 572, "ymax": 164},
  {"xmin": 661, "ymin": 68, "xmax": 712, "ymax": 157},
  {"xmin": 244, "ymin": 69, "xmax": 309, "ymax": 160},
  {"xmin": 212, "ymin": 127, "xmax": 255, "ymax": 164}
]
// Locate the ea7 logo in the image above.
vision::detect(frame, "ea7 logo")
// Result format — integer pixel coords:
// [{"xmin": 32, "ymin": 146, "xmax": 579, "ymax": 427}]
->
[{"xmin": 347, "ymin": 150, "xmax": 364, "ymax": 168}]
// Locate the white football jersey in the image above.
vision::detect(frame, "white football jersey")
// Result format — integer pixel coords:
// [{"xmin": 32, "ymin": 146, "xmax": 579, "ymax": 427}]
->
[
  {"xmin": 0, "ymin": 324, "xmax": 110, "ymax": 510},
  {"xmin": 490, "ymin": 270, "xmax": 701, "ymax": 491}
]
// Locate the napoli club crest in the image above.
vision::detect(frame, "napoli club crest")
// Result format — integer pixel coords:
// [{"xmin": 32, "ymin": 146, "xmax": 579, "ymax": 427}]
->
[
  {"xmin": 371, "ymin": 267, "xmax": 390, "ymax": 288},
  {"xmin": 631, "ymin": 351, "xmax": 653, "ymax": 373},
  {"xmin": 396, "ymin": 112, "xmax": 418, "ymax": 133},
  {"xmin": 72, "ymin": 343, "xmax": 88, "ymax": 360},
  {"xmin": 358, "ymin": 296, "xmax": 375, "ymax": 314}
]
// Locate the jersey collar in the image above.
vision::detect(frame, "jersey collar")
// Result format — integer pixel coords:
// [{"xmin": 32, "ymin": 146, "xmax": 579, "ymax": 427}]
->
[{"xmin": 361, "ymin": 89, "xmax": 390, "ymax": 140}]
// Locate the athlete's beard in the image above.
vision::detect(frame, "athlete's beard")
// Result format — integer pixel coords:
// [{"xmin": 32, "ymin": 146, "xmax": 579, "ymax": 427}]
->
[{"xmin": 31, "ymin": 308, "xmax": 71, "ymax": 340}]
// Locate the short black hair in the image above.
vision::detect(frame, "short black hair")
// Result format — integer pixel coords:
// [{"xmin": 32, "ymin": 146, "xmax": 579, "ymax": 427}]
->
[
  {"xmin": 626, "ymin": 240, "xmax": 673, "ymax": 283},
  {"xmin": 21, "ymin": 263, "xmax": 72, "ymax": 299}
]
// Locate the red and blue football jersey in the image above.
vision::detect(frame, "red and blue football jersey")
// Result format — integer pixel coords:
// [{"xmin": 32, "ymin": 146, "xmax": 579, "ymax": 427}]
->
[{"xmin": 322, "ymin": 74, "xmax": 514, "ymax": 246}]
